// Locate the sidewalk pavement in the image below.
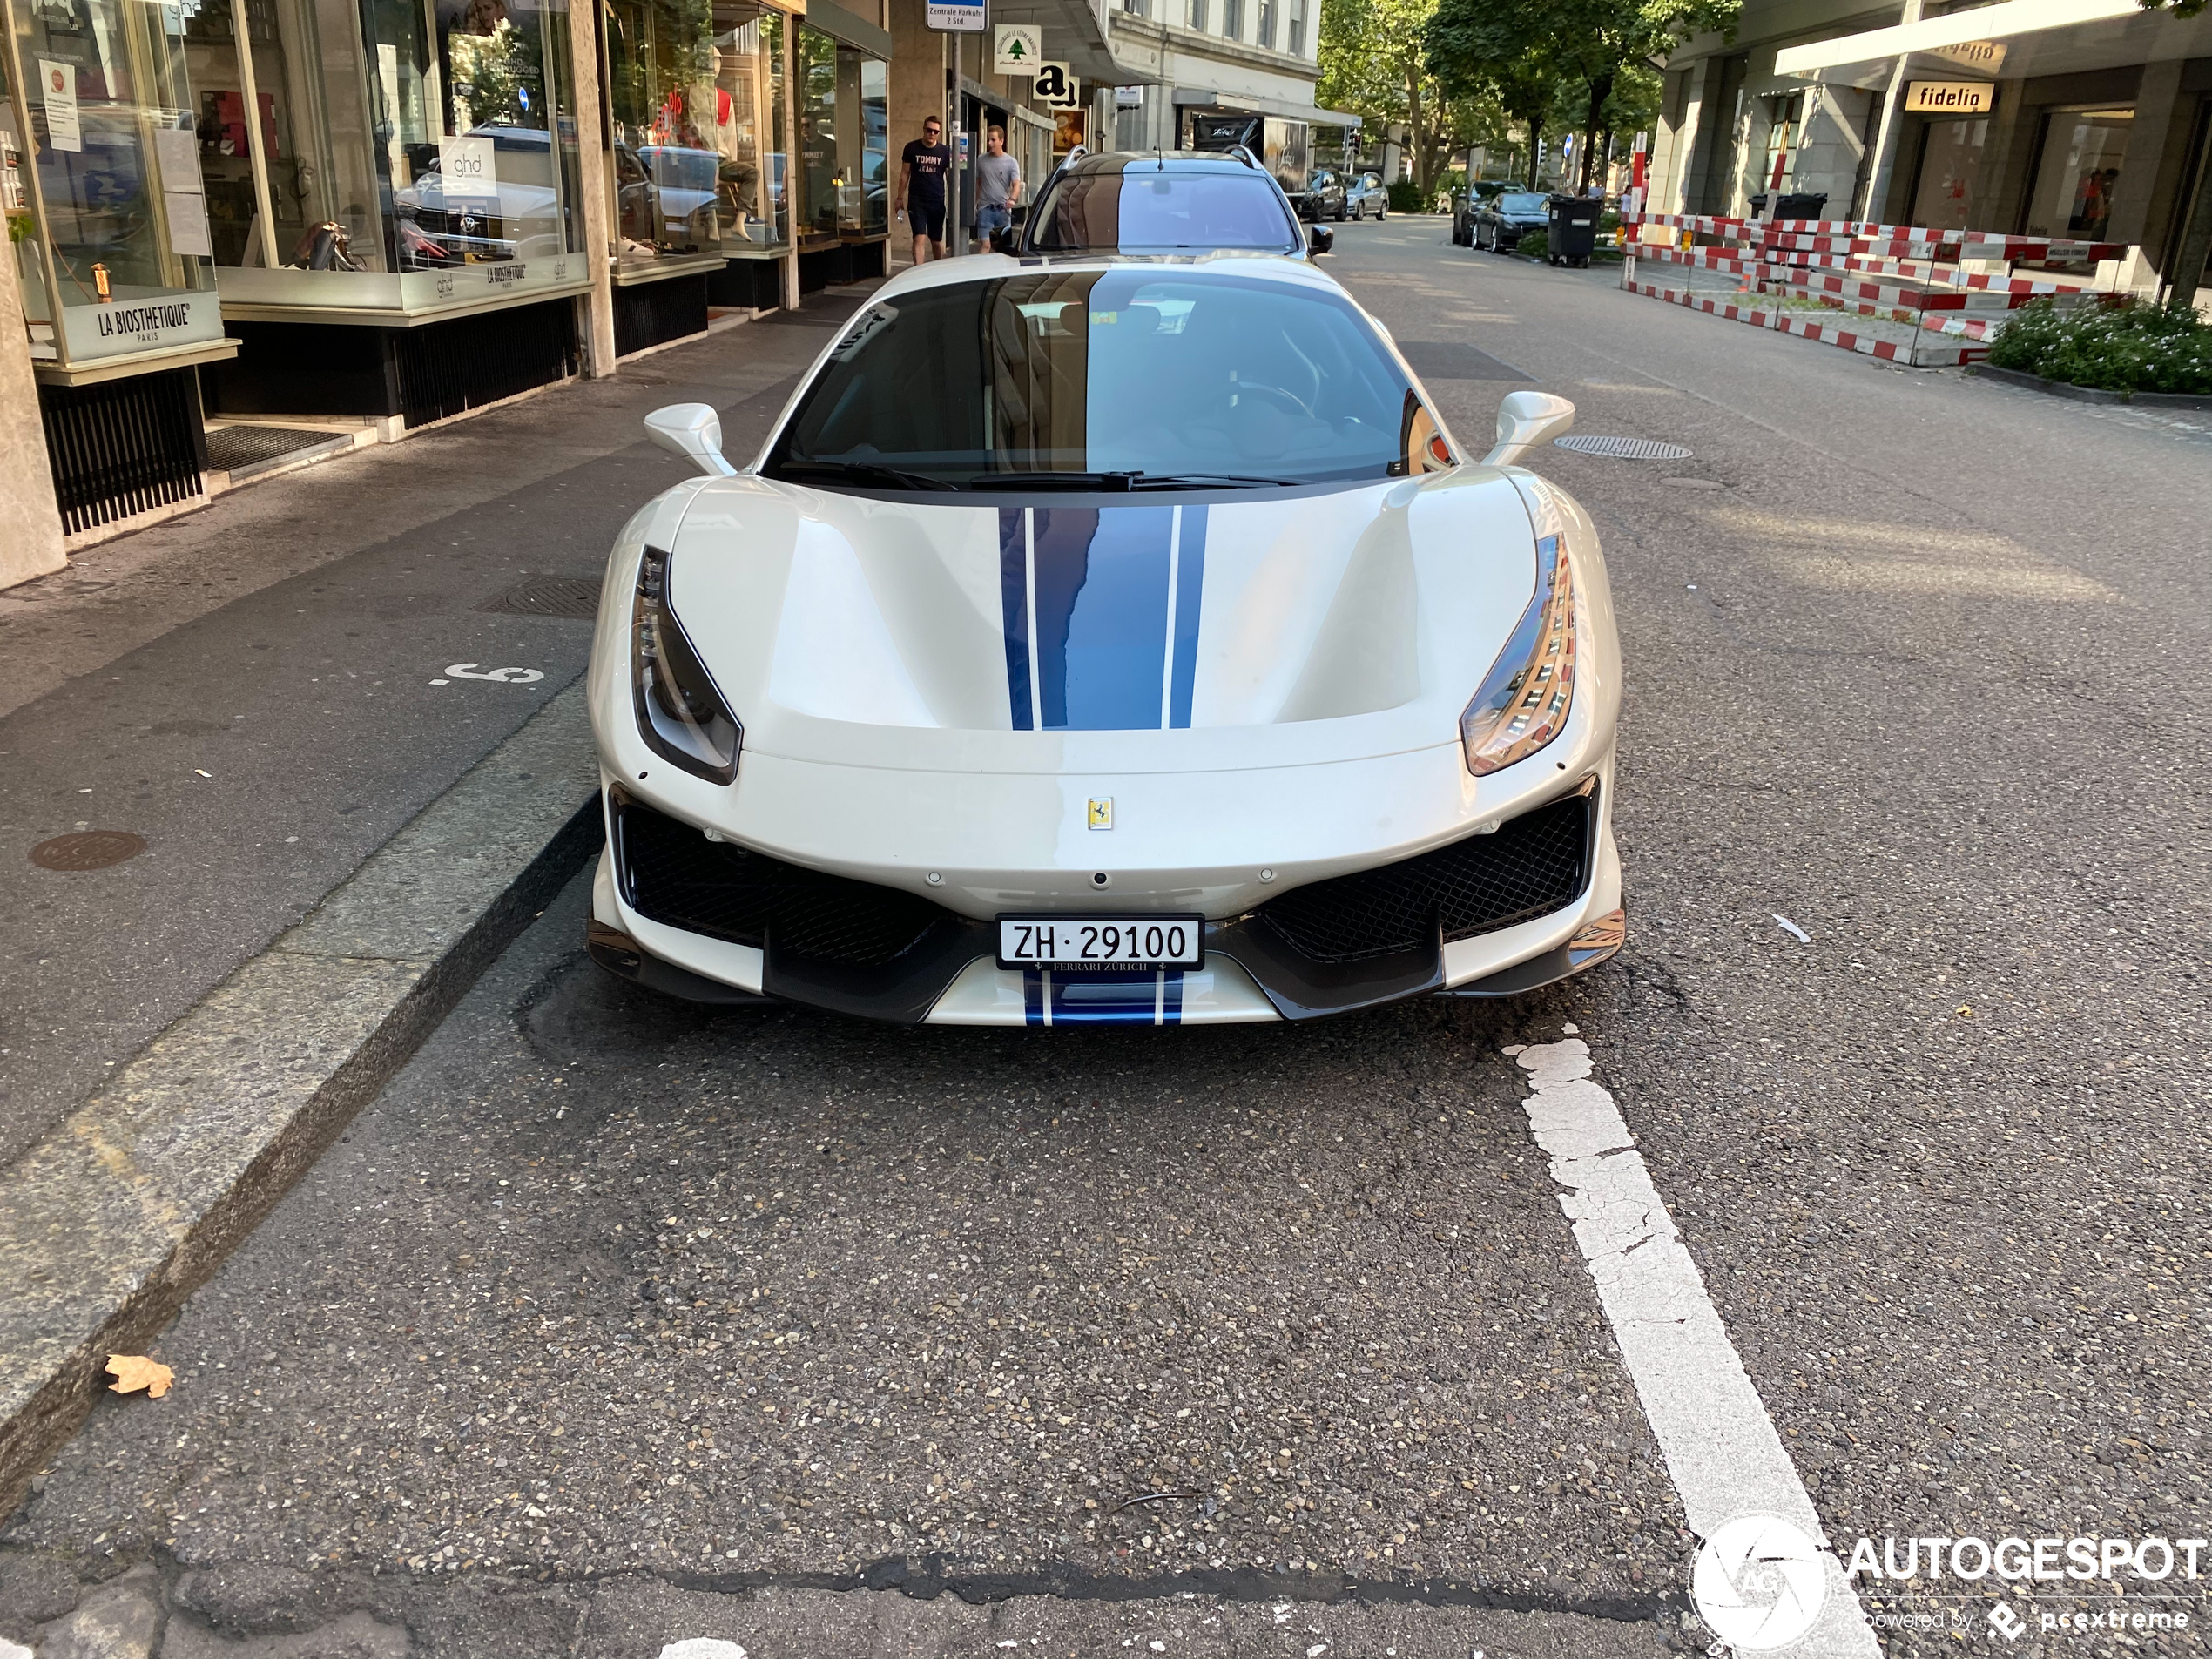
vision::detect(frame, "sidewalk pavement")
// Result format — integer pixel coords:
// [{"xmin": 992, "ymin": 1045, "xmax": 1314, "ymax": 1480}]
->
[{"xmin": 0, "ymin": 289, "xmax": 867, "ymax": 1176}]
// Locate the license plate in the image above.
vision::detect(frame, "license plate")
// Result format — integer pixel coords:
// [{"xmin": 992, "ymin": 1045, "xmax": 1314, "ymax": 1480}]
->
[{"xmin": 996, "ymin": 914, "xmax": 1204, "ymax": 971}]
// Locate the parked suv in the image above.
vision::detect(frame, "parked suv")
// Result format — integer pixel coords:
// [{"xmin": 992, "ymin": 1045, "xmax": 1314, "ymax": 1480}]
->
[
  {"xmin": 1346, "ymin": 171, "xmax": 1388, "ymax": 219},
  {"xmin": 1305, "ymin": 167, "xmax": 1349, "ymax": 222},
  {"xmin": 1021, "ymin": 150, "xmax": 1327, "ymax": 259}
]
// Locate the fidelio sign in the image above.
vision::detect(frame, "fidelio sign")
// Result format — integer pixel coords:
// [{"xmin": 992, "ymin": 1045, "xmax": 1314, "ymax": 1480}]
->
[{"xmin": 1905, "ymin": 80, "xmax": 1995, "ymax": 115}]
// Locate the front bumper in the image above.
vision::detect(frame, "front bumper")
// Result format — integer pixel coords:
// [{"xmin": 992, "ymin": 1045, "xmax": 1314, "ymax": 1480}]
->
[{"xmin": 586, "ymin": 782, "xmax": 1623, "ymax": 1025}]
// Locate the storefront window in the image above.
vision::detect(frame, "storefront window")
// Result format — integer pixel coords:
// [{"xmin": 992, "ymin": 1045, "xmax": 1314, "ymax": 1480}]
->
[
  {"xmin": 184, "ymin": 0, "xmax": 587, "ymax": 313},
  {"xmin": 795, "ymin": 24, "xmax": 881, "ymax": 249},
  {"xmin": 605, "ymin": 0, "xmax": 786, "ymax": 268},
  {"xmin": 2023, "ymin": 105, "xmax": 2131, "ymax": 241},
  {"xmin": 715, "ymin": 5, "xmax": 785, "ymax": 249},
  {"xmin": 1909, "ymin": 117, "xmax": 1987, "ymax": 233},
  {"xmin": 5, "ymin": 0, "xmax": 225, "ymax": 367}
]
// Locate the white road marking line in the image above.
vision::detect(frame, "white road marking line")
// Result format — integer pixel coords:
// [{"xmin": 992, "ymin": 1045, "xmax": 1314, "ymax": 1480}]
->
[{"xmin": 1513, "ymin": 1039, "xmax": 1878, "ymax": 1659}]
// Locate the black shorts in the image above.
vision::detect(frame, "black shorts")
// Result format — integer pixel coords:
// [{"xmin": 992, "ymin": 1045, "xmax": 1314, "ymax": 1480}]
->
[{"xmin": 911, "ymin": 201, "xmax": 947, "ymax": 241}]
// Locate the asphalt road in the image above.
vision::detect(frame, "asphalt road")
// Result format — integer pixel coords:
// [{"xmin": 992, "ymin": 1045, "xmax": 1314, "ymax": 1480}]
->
[{"xmin": 4, "ymin": 225, "xmax": 2209, "ymax": 1659}]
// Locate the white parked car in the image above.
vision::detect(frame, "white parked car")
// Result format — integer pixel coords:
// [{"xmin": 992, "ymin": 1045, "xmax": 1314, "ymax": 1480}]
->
[{"xmin": 583, "ymin": 252, "xmax": 1622, "ymax": 1025}]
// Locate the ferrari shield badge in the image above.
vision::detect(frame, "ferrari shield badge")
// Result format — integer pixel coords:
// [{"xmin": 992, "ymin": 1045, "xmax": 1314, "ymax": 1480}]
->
[{"xmin": 1087, "ymin": 797, "xmax": 1114, "ymax": 831}]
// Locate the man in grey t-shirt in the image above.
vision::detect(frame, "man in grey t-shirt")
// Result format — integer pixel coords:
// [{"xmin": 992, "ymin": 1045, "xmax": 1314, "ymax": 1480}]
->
[{"xmin": 974, "ymin": 125, "xmax": 1022, "ymax": 245}]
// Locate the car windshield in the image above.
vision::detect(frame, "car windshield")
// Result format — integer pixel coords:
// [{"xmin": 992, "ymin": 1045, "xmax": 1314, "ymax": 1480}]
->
[
  {"xmin": 1501, "ymin": 192, "xmax": 1548, "ymax": 213},
  {"xmin": 765, "ymin": 268, "xmax": 1431, "ymax": 489},
  {"xmin": 1027, "ymin": 171, "xmax": 1299, "ymax": 253}
]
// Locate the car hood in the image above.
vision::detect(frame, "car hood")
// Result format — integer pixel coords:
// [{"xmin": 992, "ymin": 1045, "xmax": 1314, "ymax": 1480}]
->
[{"xmin": 664, "ymin": 470, "xmax": 1543, "ymax": 775}]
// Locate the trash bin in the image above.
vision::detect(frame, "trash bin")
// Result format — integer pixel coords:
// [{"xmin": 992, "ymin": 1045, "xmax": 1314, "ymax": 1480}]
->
[
  {"xmin": 1546, "ymin": 194, "xmax": 1599, "ymax": 267},
  {"xmin": 1750, "ymin": 190, "xmax": 1830, "ymax": 223}
]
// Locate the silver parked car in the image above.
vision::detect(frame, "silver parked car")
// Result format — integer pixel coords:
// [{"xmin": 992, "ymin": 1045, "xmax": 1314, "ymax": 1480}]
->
[{"xmin": 1345, "ymin": 171, "xmax": 1388, "ymax": 219}]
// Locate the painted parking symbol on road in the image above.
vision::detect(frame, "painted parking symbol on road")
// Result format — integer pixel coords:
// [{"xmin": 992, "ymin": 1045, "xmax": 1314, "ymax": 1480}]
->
[{"xmin": 434, "ymin": 663, "xmax": 545, "ymax": 685}]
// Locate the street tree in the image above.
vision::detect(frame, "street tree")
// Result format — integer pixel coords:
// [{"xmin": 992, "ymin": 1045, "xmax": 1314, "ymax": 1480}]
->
[
  {"xmin": 1318, "ymin": 0, "xmax": 1501, "ymax": 192},
  {"xmin": 1427, "ymin": 0, "xmax": 1733, "ymax": 192}
]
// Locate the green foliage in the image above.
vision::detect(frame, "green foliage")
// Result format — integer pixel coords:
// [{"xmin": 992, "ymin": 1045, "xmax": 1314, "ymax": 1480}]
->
[
  {"xmin": 1427, "ymin": 0, "xmax": 1734, "ymax": 187},
  {"xmin": 1386, "ymin": 179, "xmax": 1426, "ymax": 212},
  {"xmin": 1986, "ymin": 295, "xmax": 2212, "ymax": 395},
  {"xmin": 1516, "ymin": 227, "xmax": 1548, "ymax": 256},
  {"xmin": 2135, "ymin": 0, "xmax": 2206, "ymax": 17},
  {"xmin": 1318, "ymin": 0, "xmax": 1506, "ymax": 190}
]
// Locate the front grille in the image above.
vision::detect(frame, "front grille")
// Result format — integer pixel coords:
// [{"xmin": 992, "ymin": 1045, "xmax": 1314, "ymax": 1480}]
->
[
  {"xmin": 617, "ymin": 799, "xmax": 957, "ymax": 967},
  {"xmin": 1257, "ymin": 792, "xmax": 1592, "ymax": 964}
]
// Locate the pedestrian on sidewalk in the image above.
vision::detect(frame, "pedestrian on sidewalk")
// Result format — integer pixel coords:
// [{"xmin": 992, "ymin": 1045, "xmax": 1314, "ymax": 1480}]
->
[
  {"xmin": 974, "ymin": 125, "xmax": 1022, "ymax": 248},
  {"xmin": 895, "ymin": 116, "xmax": 954, "ymax": 263}
]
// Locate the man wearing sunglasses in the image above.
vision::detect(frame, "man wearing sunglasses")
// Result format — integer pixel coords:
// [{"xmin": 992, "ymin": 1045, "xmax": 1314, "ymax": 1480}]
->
[{"xmin": 895, "ymin": 116, "xmax": 954, "ymax": 263}]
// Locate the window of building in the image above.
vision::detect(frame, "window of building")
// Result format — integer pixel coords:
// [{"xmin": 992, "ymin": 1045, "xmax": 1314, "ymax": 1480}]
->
[
  {"xmin": 1221, "ymin": 0, "xmax": 1242, "ymax": 40},
  {"xmin": 1256, "ymin": 0, "xmax": 1276, "ymax": 48},
  {"xmin": 2021, "ymin": 105, "xmax": 2132, "ymax": 242},
  {"xmin": 606, "ymin": 0, "xmax": 789, "ymax": 271},
  {"xmin": 180, "ymin": 0, "xmax": 589, "ymax": 314},
  {"xmin": 1908, "ymin": 116, "xmax": 1988, "ymax": 233},
  {"xmin": 4, "ymin": 0, "xmax": 224, "ymax": 368},
  {"xmin": 1186, "ymin": 0, "xmax": 1208, "ymax": 30},
  {"xmin": 795, "ymin": 24, "xmax": 883, "ymax": 250},
  {"xmin": 1287, "ymin": 0, "xmax": 1305, "ymax": 55}
]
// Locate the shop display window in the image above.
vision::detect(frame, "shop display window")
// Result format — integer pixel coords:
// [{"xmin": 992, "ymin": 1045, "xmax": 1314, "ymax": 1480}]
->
[
  {"xmin": 795, "ymin": 24, "xmax": 881, "ymax": 249},
  {"xmin": 183, "ymin": 0, "xmax": 588, "ymax": 314},
  {"xmin": 604, "ymin": 0, "xmax": 786, "ymax": 272},
  {"xmin": 1909, "ymin": 117, "xmax": 1988, "ymax": 233},
  {"xmin": 2023, "ymin": 105, "xmax": 2132, "ymax": 242},
  {"xmin": 5, "ymin": 0, "xmax": 225, "ymax": 368}
]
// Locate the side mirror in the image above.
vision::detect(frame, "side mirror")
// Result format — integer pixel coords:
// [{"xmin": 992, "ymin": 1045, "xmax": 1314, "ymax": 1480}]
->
[
  {"xmin": 989, "ymin": 225, "xmax": 1019, "ymax": 254},
  {"xmin": 1307, "ymin": 224, "xmax": 1333, "ymax": 257},
  {"xmin": 1481, "ymin": 389, "xmax": 1576, "ymax": 469},
  {"xmin": 644, "ymin": 402, "xmax": 737, "ymax": 478}
]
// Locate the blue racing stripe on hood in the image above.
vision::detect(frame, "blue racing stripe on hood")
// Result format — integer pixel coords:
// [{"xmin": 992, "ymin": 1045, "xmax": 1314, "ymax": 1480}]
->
[
  {"xmin": 1034, "ymin": 506, "xmax": 1175, "ymax": 730},
  {"xmin": 1168, "ymin": 503, "xmax": 1206, "ymax": 730},
  {"xmin": 1001, "ymin": 505, "xmax": 1206, "ymax": 732},
  {"xmin": 998, "ymin": 507, "xmax": 1034, "ymax": 731}
]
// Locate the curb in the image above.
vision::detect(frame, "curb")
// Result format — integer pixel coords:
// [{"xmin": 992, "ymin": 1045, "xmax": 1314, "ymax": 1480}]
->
[
  {"xmin": 0, "ymin": 680, "xmax": 603, "ymax": 1519},
  {"xmin": 1966, "ymin": 361, "xmax": 2212, "ymax": 410}
]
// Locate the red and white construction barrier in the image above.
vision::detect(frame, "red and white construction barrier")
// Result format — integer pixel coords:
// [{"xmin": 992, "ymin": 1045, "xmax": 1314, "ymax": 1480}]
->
[{"xmin": 1617, "ymin": 209, "xmax": 2125, "ymax": 368}]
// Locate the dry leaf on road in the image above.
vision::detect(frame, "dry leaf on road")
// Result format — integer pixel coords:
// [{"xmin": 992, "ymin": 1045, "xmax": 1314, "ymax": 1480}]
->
[{"xmin": 105, "ymin": 1355, "xmax": 172, "ymax": 1399}]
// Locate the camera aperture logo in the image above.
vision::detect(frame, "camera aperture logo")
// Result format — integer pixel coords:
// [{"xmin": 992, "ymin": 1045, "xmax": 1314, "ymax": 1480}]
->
[{"xmin": 1693, "ymin": 1514, "xmax": 1829, "ymax": 1650}]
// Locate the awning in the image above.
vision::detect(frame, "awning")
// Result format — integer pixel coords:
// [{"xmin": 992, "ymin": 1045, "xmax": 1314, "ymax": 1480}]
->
[
  {"xmin": 993, "ymin": 0, "xmax": 1162, "ymax": 86},
  {"xmin": 1775, "ymin": 0, "xmax": 2135, "ymax": 78},
  {"xmin": 1169, "ymin": 87, "xmax": 1362, "ymax": 126}
]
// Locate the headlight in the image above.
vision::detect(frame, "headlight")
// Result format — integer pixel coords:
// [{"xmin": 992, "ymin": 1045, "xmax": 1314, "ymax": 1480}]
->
[
  {"xmin": 1460, "ymin": 533, "xmax": 1576, "ymax": 775},
  {"xmin": 632, "ymin": 544, "xmax": 741, "ymax": 784}
]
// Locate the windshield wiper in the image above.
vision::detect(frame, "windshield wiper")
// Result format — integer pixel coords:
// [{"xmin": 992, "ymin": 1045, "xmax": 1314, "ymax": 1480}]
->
[
  {"xmin": 774, "ymin": 460, "xmax": 960, "ymax": 491},
  {"xmin": 965, "ymin": 471, "xmax": 1139, "ymax": 491},
  {"xmin": 1125, "ymin": 472, "xmax": 1303, "ymax": 489}
]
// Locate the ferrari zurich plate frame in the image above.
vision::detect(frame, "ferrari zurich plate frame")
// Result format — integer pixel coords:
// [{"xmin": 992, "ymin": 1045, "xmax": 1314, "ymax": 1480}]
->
[{"xmin": 583, "ymin": 235, "xmax": 1625, "ymax": 1027}]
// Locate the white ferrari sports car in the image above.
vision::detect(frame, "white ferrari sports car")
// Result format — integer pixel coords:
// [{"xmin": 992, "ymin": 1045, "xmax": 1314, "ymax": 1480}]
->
[{"xmin": 583, "ymin": 242, "xmax": 1623, "ymax": 1026}]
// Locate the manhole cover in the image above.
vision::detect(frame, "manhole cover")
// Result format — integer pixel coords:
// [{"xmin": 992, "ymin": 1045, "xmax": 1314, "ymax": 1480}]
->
[
  {"xmin": 31, "ymin": 830, "xmax": 146, "ymax": 871},
  {"xmin": 478, "ymin": 577, "xmax": 603, "ymax": 620},
  {"xmin": 1554, "ymin": 435, "xmax": 1695, "ymax": 461}
]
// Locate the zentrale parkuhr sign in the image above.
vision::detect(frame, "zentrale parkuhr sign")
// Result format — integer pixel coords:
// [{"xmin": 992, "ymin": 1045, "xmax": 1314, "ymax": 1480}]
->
[{"xmin": 1904, "ymin": 80, "xmax": 1995, "ymax": 115}]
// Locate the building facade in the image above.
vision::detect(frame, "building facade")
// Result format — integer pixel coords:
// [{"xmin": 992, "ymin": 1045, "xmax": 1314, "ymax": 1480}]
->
[
  {"xmin": 1093, "ymin": 0, "xmax": 1352, "ymax": 171},
  {"xmin": 1649, "ymin": 0, "xmax": 2212, "ymax": 307}
]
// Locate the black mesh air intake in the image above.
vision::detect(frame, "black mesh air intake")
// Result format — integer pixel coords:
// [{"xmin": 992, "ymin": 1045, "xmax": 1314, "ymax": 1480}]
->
[
  {"xmin": 616, "ymin": 798, "xmax": 958, "ymax": 967},
  {"xmin": 1255, "ymin": 792, "xmax": 1593, "ymax": 964}
]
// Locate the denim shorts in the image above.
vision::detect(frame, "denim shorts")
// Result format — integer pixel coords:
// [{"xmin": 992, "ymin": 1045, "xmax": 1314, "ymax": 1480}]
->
[{"xmin": 975, "ymin": 202, "xmax": 1012, "ymax": 237}]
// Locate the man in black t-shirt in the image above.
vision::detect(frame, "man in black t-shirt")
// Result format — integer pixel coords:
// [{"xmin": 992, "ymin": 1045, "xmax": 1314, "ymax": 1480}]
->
[{"xmin": 894, "ymin": 116, "xmax": 955, "ymax": 263}]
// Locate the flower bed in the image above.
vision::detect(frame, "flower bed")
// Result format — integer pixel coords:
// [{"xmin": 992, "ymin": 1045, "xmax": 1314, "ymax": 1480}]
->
[{"xmin": 1986, "ymin": 295, "xmax": 2212, "ymax": 396}]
